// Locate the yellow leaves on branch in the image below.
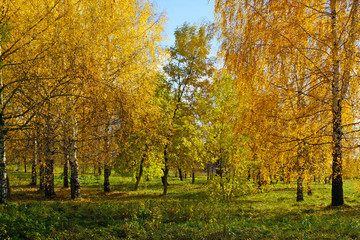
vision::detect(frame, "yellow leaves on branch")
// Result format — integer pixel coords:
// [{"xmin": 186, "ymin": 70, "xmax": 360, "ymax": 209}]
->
[
  {"xmin": 214, "ymin": 0, "xmax": 360, "ymax": 184},
  {"xmin": 1, "ymin": 0, "xmax": 166, "ymax": 170}
]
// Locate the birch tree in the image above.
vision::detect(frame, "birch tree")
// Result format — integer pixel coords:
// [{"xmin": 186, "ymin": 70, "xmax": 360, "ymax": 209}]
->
[
  {"xmin": 161, "ymin": 22, "xmax": 214, "ymax": 195},
  {"xmin": 214, "ymin": 0, "xmax": 360, "ymax": 206}
]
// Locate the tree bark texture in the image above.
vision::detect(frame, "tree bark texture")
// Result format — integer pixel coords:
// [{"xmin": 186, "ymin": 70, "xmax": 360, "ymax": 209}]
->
[
  {"xmin": 330, "ymin": 0, "xmax": 344, "ymax": 206},
  {"xmin": 104, "ymin": 164, "xmax": 111, "ymax": 192},
  {"xmin": 70, "ymin": 157, "xmax": 81, "ymax": 199},
  {"xmin": 0, "ymin": 116, "xmax": 7, "ymax": 204},
  {"xmin": 0, "ymin": 36, "xmax": 6, "ymax": 204},
  {"xmin": 30, "ymin": 160, "xmax": 37, "ymax": 186},
  {"xmin": 44, "ymin": 116, "xmax": 56, "ymax": 198},
  {"xmin": 6, "ymin": 174, "xmax": 10, "ymax": 199},
  {"xmin": 135, "ymin": 146, "xmax": 147, "ymax": 191},
  {"xmin": 44, "ymin": 155, "xmax": 55, "ymax": 197},
  {"xmin": 178, "ymin": 167, "xmax": 183, "ymax": 181},
  {"xmin": 63, "ymin": 154, "xmax": 69, "ymax": 188},
  {"xmin": 296, "ymin": 173, "xmax": 304, "ymax": 202},
  {"xmin": 68, "ymin": 135, "xmax": 81, "ymax": 199},
  {"xmin": 296, "ymin": 141, "xmax": 306, "ymax": 202},
  {"xmin": 103, "ymin": 130, "xmax": 112, "ymax": 192}
]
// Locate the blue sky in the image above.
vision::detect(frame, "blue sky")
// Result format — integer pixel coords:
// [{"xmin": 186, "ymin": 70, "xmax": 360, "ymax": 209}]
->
[{"xmin": 152, "ymin": 0, "xmax": 215, "ymax": 47}]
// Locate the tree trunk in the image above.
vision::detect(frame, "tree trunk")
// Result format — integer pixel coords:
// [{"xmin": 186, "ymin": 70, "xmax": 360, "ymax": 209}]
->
[
  {"xmin": 44, "ymin": 116, "xmax": 55, "ymax": 198},
  {"xmin": 207, "ymin": 166, "xmax": 210, "ymax": 181},
  {"xmin": 330, "ymin": 0, "xmax": 344, "ymax": 206},
  {"xmin": 70, "ymin": 158, "xmax": 80, "ymax": 199},
  {"xmin": 0, "ymin": 36, "xmax": 7, "ymax": 204},
  {"xmin": 192, "ymin": 170, "xmax": 195, "ymax": 184},
  {"xmin": 178, "ymin": 167, "xmax": 183, "ymax": 181},
  {"xmin": 39, "ymin": 158, "xmax": 44, "ymax": 191},
  {"xmin": 329, "ymin": 0, "xmax": 359, "ymax": 207},
  {"xmin": 24, "ymin": 157, "xmax": 27, "ymax": 173},
  {"xmin": 296, "ymin": 174, "xmax": 304, "ymax": 202},
  {"xmin": 63, "ymin": 154, "xmax": 69, "ymax": 188},
  {"xmin": 161, "ymin": 167, "xmax": 169, "ymax": 194},
  {"xmin": 257, "ymin": 169, "xmax": 262, "ymax": 187},
  {"xmin": 161, "ymin": 147, "xmax": 169, "ymax": 195},
  {"xmin": 6, "ymin": 174, "xmax": 10, "ymax": 199},
  {"xmin": 296, "ymin": 140, "xmax": 307, "ymax": 202},
  {"xmin": 134, "ymin": 164, "xmax": 143, "ymax": 191},
  {"xmin": 69, "ymin": 133, "xmax": 81, "ymax": 199},
  {"xmin": 30, "ymin": 160, "xmax": 37, "ymax": 186},
  {"xmin": 103, "ymin": 128, "xmax": 112, "ymax": 193},
  {"xmin": 104, "ymin": 164, "xmax": 111, "ymax": 192},
  {"xmin": 135, "ymin": 146, "xmax": 147, "ymax": 191},
  {"xmin": 44, "ymin": 156, "xmax": 55, "ymax": 197},
  {"xmin": 63, "ymin": 95, "xmax": 81, "ymax": 199},
  {"xmin": 0, "ymin": 117, "xmax": 7, "ymax": 204},
  {"xmin": 30, "ymin": 135, "xmax": 38, "ymax": 186}
]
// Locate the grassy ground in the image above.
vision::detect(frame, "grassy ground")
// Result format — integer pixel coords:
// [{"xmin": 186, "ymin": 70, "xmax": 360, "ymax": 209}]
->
[{"xmin": 3, "ymin": 168, "xmax": 360, "ymax": 239}]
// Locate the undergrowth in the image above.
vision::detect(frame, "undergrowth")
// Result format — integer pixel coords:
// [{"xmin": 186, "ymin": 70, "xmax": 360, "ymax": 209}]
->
[{"xmin": 3, "ymin": 169, "xmax": 360, "ymax": 239}]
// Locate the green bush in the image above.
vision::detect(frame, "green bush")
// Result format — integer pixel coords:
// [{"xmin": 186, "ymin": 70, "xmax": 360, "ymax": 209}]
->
[{"xmin": 207, "ymin": 174, "xmax": 256, "ymax": 200}]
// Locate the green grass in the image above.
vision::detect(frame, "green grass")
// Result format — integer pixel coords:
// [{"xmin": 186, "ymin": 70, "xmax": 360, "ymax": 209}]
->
[{"xmin": 3, "ymin": 168, "xmax": 360, "ymax": 239}]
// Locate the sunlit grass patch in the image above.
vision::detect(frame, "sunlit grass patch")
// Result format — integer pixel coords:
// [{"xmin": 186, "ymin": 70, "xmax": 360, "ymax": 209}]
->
[{"xmin": 4, "ymin": 168, "xmax": 360, "ymax": 239}]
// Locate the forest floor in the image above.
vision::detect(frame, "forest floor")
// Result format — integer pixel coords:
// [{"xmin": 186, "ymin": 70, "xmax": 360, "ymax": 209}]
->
[{"xmin": 2, "ymin": 168, "xmax": 360, "ymax": 239}]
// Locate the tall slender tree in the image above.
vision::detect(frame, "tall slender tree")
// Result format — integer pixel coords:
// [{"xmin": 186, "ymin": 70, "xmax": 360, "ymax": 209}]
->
[
  {"xmin": 160, "ymin": 22, "xmax": 214, "ymax": 195},
  {"xmin": 214, "ymin": 0, "xmax": 360, "ymax": 206}
]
